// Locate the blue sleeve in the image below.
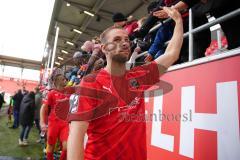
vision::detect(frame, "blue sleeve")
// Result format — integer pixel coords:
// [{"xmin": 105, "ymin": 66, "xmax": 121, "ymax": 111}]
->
[{"xmin": 148, "ymin": 23, "xmax": 173, "ymax": 57}]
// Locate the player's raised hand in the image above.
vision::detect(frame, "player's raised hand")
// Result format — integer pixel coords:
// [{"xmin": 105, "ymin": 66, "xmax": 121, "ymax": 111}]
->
[{"xmin": 163, "ymin": 7, "xmax": 182, "ymax": 23}]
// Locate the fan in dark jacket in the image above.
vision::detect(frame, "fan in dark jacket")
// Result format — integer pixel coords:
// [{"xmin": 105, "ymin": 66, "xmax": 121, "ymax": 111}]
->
[
  {"xmin": 180, "ymin": 0, "xmax": 240, "ymax": 50},
  {"xmin": 19, "ymin": 91, "xmax": 35, "ymax": 146},
  {"xmin": 0, "ymin": 92, "xmax": 5, "ymax": 111},
  {"xmin": 12, "ymin": 89, "xmax": 23, "ymax": 128}
]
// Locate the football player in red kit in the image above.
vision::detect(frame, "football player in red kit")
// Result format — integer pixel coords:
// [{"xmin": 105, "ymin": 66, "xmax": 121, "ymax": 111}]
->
[
  {"xmin": 68, "ymin": 7, "xmax": 183, "ymax": 160},
  {"xmin": 40, "ymin": 68, "xmax": 72, "ymax": 160}
]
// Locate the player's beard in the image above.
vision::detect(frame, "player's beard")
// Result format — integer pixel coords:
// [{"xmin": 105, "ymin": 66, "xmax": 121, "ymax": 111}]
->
[{"xmin": 112, "ymin": 54, "xmax": 128, "ymax": 63}]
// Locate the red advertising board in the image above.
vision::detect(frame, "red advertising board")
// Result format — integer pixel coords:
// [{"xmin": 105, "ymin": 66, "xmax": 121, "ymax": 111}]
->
[{"xmin": 145, "ymin": 55, "xmax": 240, "ymax": 160}]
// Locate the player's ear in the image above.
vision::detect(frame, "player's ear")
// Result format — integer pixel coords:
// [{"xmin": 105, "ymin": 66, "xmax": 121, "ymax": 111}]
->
[{"xmin": 101, "ymin": 44, "xmax": 107, "ymax": 55}]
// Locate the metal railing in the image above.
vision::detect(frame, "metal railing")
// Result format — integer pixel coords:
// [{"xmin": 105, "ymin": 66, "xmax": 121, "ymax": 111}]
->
[{"xmin": 135, "ymin": 8, "xmax": 240, "ymax": 62}]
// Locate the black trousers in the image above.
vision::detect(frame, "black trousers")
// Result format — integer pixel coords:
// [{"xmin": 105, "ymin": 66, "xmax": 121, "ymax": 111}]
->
[
  {"xmin": 177, "ymin": 16, "xmax": 211, "ymax": 63},
  {"xmin": 219, "ymin": 15, "xmax": 240, "ymax": 49}
]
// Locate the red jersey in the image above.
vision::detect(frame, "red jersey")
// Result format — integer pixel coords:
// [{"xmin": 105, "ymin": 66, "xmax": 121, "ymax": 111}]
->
[
  {"xmin": 43, "ymin": 88, "xmax": 72, "ymax": 122},
  {"xmin": 69, "ymin": 62, "xmax": 161, "ymax": 160},
  {"xmin": 124, "ymin": 21, "xmax": 138, "ymax": 35}
]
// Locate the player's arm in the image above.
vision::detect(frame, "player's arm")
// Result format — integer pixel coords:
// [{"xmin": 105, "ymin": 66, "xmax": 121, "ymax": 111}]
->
[
  {"xmin": 40, "ymin": 103, "xmax": 48, "ymax": 131},
  {"xmin": 154, "ymin": 7, "xmax": 183, "ymax": 70},
  {"xmin": 68, "ymin": 121, "xmax": 89, "ymax": 160}
]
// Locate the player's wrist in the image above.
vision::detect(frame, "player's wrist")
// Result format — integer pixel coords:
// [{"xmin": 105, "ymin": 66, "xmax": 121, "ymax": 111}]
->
[
  {"xmin": 175, "ymin": 18, "xmax": 182, "ymax": 24},
  {"xmin": 40, "ymin": 122, "xmax": 47, "ymax": 128}
]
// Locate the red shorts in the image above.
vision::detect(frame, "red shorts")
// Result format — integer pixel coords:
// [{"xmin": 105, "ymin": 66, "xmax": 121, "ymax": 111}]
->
[{"xmin": 47, "ymin": 119, "xmax": 69, "ymax": 145}]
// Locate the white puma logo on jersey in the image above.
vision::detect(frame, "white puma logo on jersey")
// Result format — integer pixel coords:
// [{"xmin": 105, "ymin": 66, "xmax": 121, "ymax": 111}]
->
[{"xmin": 102, "ymin": 85, "xmax": 112, "ymax": 93}]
